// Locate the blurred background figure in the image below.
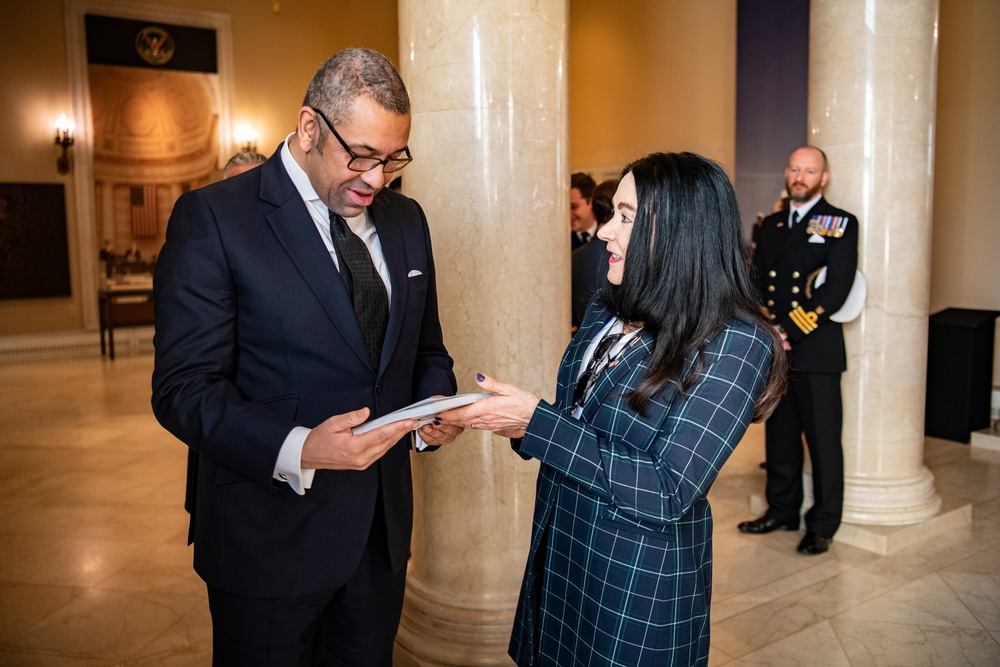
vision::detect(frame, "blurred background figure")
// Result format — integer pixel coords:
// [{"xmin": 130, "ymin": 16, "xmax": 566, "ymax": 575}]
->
[
  {"xmin": 571, "ymin": 177, "xmax": 618, "ymax": 331},
  {"xmin": 222, "ymin": 150, "xmax": 268, "ymax": 178},
  {"xmin": 569, "ymin": 171, "xmax": 598, "ymax": 250}
]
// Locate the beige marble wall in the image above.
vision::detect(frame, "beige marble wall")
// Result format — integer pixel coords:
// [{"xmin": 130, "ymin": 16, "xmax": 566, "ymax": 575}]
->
[
  {"xmin": 395, "ymin": 1, "xmax": 568, "ymax": 664},
  {"xmin": 809, "ymin": 0, "xmax": 942, "ymax": 525}
]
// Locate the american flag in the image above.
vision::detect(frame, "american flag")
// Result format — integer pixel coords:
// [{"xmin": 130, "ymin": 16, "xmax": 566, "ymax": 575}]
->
[{"xmin": 130, "ymin": 185, "xmax": 158, "ymax": 238}]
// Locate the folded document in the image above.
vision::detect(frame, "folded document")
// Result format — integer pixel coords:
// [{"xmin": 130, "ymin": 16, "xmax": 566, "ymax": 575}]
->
[{"xmin": 352, "ymin": 392, "xmax": 493, "ymax": 434}]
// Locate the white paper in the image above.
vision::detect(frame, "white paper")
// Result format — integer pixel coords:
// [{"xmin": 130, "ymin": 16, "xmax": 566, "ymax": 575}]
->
[{"xmin": 351, "ymin": 392, "xmax": 494, "ymax": 434}]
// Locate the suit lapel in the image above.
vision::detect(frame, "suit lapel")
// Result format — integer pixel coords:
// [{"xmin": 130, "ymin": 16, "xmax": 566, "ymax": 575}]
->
[
  {"xmin": 369, "ymin": 194, "xmax": 407, "ymax": 376},
  {"xmin": 763, "ymin": 198, "xmax": 826, "ymax": 272},
  {"xmin": 579, "ymin": 331, "xmax": 653, "ymax": 424},
  {"xmin": 558, "ymin": 308, "xmax": 613, "ymax": 409},
  {"xmin": 260, "ymin": 157, "xmax": 374, "ymax": 372}
]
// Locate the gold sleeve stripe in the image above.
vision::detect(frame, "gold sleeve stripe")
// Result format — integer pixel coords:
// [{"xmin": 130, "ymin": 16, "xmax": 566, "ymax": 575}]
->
[{"xmin": 789, "ymin": 306, "xmax": 819, "ymax": 334}]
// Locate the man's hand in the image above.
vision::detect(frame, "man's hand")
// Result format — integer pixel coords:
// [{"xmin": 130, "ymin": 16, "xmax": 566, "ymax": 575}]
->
[
  {"xmin": 775, "ymin": 324, "xmax": 792, "ymax": 351},
  {"xmin": 301, "ymin": 408, "xmax": 417, "ymax": 470},
  {"xmin": 418, "ymin": 420, "xmax": 464, "ymax": 446}
]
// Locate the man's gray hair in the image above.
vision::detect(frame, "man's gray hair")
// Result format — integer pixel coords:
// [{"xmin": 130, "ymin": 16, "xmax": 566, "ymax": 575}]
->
[
  {"xmin": 304, "ymin": 48, "xmax": 410, "ymax": 128},
  {"xmin": 223, "ymin": 151, "xmax": 267, "ymax": 178}
]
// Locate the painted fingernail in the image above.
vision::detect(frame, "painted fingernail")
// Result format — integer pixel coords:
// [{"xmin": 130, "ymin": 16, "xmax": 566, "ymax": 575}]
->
[{"xmin": 476, "ymin": 373, "xmax": 485, "ymax": 382}]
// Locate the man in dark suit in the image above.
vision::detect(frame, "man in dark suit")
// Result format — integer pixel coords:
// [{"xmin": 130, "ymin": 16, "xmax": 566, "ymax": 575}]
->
[
  {"xmin": 570, "ymin": 172, "xmax": 598, "ymax": 250},
  {"xmin": 152, "ymin": 48, "xmax": 462, "ymax": 665},
  {"xmin": 570, "ymin": 178, "xmax": 617, "ymax": 331},
  {"xmin": 738, "ymin": 146, "xmax": 859, "ymax": 556}
]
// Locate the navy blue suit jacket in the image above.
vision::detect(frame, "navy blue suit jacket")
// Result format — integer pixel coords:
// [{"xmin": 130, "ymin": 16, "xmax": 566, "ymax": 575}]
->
[{"xmin": 151, "ymin": 150, "xmax": 456, "ymax": 599}]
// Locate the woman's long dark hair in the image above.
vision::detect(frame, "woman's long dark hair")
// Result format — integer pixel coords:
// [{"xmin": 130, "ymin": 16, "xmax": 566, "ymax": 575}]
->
[{"xmin": 598, "ymin": 152, "xmax": 786, "ymax": 420}]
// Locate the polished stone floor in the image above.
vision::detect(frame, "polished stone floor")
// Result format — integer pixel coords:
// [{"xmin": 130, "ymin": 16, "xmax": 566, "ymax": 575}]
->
[{"xmin": 0, "ymin": 352, "xmax": 998, "ymax": 665}]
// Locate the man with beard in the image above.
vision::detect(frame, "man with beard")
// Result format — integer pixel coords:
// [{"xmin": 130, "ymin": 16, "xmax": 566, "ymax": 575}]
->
[{"xmin": 738, "ymin": 146, "xmax": 859, "ymax": 556}]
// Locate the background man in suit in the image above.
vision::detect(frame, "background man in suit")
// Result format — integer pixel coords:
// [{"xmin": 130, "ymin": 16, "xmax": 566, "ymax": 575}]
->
[
  {"xmin": 152, "ymin": 48, "xmax": 462, "ymax": 665},
  {"xmin": 570, "ymin": 177, "xmax": 617, "ymax": 331},
  {"xmin": 222, "ymin": 149, "xmax": 268, "ymax": 178},
  {"xmin": 570, "ymin": 171, "xmax": 598, "ymax": 250},
  {"xmin": 738, "ymin": 146, "xmax": 859, "ymax": 556}
]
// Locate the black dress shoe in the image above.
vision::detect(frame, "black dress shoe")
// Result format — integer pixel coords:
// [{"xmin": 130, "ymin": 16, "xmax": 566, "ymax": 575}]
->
[
  {"xmin": 737, "ymin": 517, "xmax": 799, "ymax": 534},
  {"xmin": 796, "ymin": 531, "xmax": 832, "ymax": 555}
]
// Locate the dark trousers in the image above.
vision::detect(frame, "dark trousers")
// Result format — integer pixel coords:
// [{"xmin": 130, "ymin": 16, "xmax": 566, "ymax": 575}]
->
[
  {"xmin": 207, "ymin": 497, "xmax": 406, "ymax": 666},
  {"xmin": 764, "ymin": 371, "xmax": 844, "ymax": 538}
]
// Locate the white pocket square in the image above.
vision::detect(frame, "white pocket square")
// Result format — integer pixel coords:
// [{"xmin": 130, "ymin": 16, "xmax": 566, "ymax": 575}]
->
[
  {"xmin": 808, "ymin": 234, "xmax": 826, "ymax": 244},
  {"xmin": 407, "ymin": 269, "xmax": 424, "ymax": 277}
]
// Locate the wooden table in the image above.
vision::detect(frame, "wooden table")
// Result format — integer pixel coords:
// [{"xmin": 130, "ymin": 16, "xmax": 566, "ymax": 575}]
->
[{"xmin": 98, "ymin": 284, "xmax": 154, "ymax": 360}]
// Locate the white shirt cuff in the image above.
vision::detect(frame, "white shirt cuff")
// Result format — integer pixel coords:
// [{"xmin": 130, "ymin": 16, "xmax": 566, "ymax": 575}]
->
[
  {"xmin": 274, "ymin": 426, "xmax": 315, "ymax": 495},
  {"xmin": 414, "ymin": 429, "xmax": 429, "ymax": 451}
]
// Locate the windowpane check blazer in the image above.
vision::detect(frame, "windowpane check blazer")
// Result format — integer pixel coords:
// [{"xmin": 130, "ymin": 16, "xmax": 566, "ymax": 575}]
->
[{"xmin": 509, "ymin": 304, "xmax": 774, "ymax": 666}]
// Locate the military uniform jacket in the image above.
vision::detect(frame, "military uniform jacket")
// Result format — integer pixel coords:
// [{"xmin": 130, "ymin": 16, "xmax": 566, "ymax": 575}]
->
[
  {"xmin": 752, "ymin": 197, "xmax": 859, "ymax": 374},
  {"xmin": 508, "ymin": 304, "xmax": 774, "ymax": 666}
]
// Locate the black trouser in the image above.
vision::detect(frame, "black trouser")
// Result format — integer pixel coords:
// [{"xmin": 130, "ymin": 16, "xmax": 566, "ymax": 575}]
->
[
  {"xmin": 764, "ymin": 371, "xmax": 844, "ymax": 538},
  {"xmin": 207, "ymin": 494, "xmax": 406, "ymax": 666}
]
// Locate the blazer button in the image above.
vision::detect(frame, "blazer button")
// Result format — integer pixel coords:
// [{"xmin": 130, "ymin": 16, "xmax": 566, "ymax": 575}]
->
[
  {"xmin": 791, "ymin": 300, "xmax": 799, "ymax": 308},
  {"xmin": 792, "ymin": 271, "xmax": 800, "ymax": 279},
  {"xmin": 791, "ymin": 286, "xmax": 800, "ymax": 294},
  {"xmin": 768, "ymin": 285, "xmax": 776, "ymax": 292},
  {"xmin": 768, "ymin": 270, "xmax": 776, "ymax": 278},
  {"xmin": 767, "ymin": 300, "xmax": 774, "ymax": 307},
  {"xmin": 376, "ymin": 382, "xmax": 383, "ymax": 394}
]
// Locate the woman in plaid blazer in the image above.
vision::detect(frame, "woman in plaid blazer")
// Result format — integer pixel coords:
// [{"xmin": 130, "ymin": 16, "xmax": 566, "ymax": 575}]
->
[{"xmin": 444, "ymin": 152, "xmax": 787, "ymax": 666}]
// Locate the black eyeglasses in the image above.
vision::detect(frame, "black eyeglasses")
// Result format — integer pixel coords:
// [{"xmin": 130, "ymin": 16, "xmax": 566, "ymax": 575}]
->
[
  {"xmin": 573, "ymin": 332, "xmax": 624, "ymax": 410},
  {"xmin": 310, "ymin": 107, "xmax": 413, "ymax": 173}
]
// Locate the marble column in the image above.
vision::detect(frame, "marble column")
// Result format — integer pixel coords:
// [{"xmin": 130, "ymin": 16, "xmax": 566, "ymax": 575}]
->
[
  {"xmin": 395, "ymin": 1, "xmax": 569, "ymax": 665},
  {"xmin": 808, "ymin": 0, "xmax": 943, "ymax": 526}
]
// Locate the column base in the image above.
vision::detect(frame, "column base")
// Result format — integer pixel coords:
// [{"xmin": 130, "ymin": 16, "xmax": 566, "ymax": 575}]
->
[
  {"xmin": 394, "ymin": 575, "xmax": 516, "ymax": 667},
  {"xmin": 835, "ymin": 502, "xmax": 972, "ymax": 555},
  {"xmin": 748, "ymin": 464, "xmax": 943, "ymax": 528},
  {"xmin": 842, "ymin": 465, "xmax": 942, "ymax": 525},
  {"xmin": 748, "ymin": 491, "xmax": 971, "ymax": 555},
  {"xmin": 971, "ymin": 427, "xmax": 1000, "ymax": 454}
]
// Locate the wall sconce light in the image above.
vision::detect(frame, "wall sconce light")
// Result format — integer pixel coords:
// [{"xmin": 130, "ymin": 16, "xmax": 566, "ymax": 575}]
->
[
  {"xmin": 236, "ymin": 124, "xmax": 259, "ymax": 153},
  {"xmin": 54, "ymin": 113, "xmax": 76, "ymax": 175}
]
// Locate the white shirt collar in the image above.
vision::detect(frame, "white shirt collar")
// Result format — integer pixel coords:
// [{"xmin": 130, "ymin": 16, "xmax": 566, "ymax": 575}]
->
[
  {"xmin": 280, "ymin": 133, "xmax": 371, "ymax": 236},
  {"xmin": 789, "ymin": 193, "xmax": 823, "ymax": 220}
]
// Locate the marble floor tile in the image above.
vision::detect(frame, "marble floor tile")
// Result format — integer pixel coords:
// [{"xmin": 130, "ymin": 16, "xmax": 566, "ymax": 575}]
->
[
  {"xmin": 0, "ymin": 651, "xmax": 117, "ymax": 666},
  {"xmin": 127, "ymin": 602, "xmax": 213, "ymax": 666},
  {"xmin": 0, "ymin": 582, "xmax": 78, "ymax": 644},
  {"xmin": 710, "ymin": 565, "xmax": 909, "ymax": 658},
  {"xmin": 0, "ymin": 535, "xmax": 58, "ymax": 572},
  {"xmin": 0, "ymin": 537, "xmax": 153, "ymax": 588},
  {"xmin": 830, "ymin": 618, "xmax": 1000, "ymax": 667},
  {"xmin": 837, "ymin": 572, "xmax": 985, "ymax": 630},
  {"xmin": 3, "ymin": 588, "xmax": 202, "ymax": 662},
  {"xmin": 940, "ymin": 572, "xmax": 1000, "ymax": 632},
  {"xmin": 722, "ymin": 620, "xmax": 852, "ymax": 666},
  {"xmin": 95, "ymin": 542, "xmax": 203, "ymax": 598}
]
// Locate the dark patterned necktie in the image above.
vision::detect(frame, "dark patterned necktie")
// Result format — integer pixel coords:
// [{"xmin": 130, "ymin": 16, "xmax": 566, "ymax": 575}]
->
[
  {"xmin": 790, "ymin": 210, "xmax": 800, "ymax": 229},
  {"xmin": 580, "ymin": 231, "xmax": 590, "ymax": 244},
  {"xmin": 328, "ymin": 211, "xmax": 388, "ymax": 368}
]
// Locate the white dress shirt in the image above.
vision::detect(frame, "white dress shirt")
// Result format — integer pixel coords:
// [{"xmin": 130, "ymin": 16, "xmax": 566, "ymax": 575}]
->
[{"xmin": 272, "ymin": 136, "xmax": 395, "ymax": 495}]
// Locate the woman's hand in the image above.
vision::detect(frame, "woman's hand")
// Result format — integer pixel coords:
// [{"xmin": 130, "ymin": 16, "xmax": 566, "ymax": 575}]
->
[{"xmin": 438, "ymin": 373, "xmax": 540, "ymax": 439}]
